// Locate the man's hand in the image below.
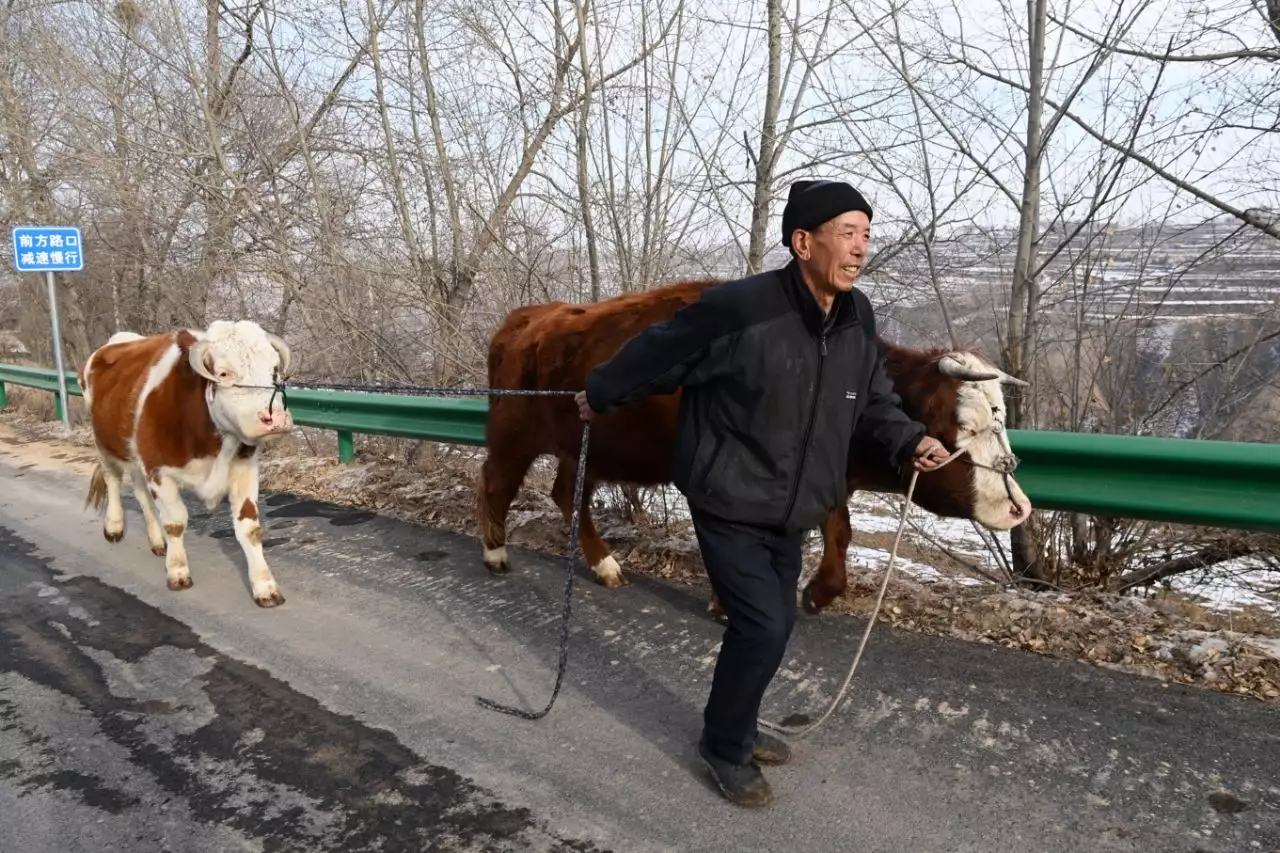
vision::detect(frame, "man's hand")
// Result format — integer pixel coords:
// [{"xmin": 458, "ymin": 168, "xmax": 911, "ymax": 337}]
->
[
  {"xmin": 574, "ymin": 390, "xmax": 598, "ymax": 422},
  {"xmin": 912, "ymin": 435, "xmax": 949, "ymax": 472}
]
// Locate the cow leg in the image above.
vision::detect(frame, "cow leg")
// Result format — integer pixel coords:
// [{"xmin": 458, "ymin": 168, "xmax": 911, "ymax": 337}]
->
[
  {"xmin": 475, "ymin": 441, "xmax": 539, "ymax": 576},
  {"xmin": 551, "ymin": 457, "xmax": 623, "ymax": 588},
  {"xmin": 802, "ymin": 504, "xmax": 852, "ymax": 614},
  {"xmin": 228, "ymin": 458, "xmax": 285, "ymax": 608},
  {"xmin": 149, "ymin": 474, "xmax": 193, "ymax": 591},
  {"xmin": 96, "ymin": 458, "xmax": 126, "ymax": 537},
  {"xmin": 129, "ymin": 465, "xmax": 167, "ymax": 556}
]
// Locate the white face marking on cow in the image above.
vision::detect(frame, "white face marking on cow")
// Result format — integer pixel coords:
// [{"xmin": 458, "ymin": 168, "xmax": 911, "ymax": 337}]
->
[
  {"xmin": 190, "ymin": 320, "xmax": 295, "ymax": 444},
  {"xmin": 946, "ymin": 352, "xmax": 1032, "ymax": 530}
]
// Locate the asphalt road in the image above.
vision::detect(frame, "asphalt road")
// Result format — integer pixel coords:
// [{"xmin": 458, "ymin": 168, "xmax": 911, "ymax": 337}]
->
[{"xmin": 0, "ymin": 442, "xmax": 1277, "ymax": 853}]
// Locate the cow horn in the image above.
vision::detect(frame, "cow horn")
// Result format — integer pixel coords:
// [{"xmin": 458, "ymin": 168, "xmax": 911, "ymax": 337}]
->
[
  {"xmin": 999, "ymin": 372, "xmax": 1031, "ymax": 388},
  {"xmin": 267, "ymin": 333, "xmax": 293, "ymax": 379},
  {"xmin": 188, "ymin": 340, "xmax": 219, "ymax": 382},
  {"xmin": 937, "ymin": 354, "xmax": 1000, "ymax": 382}
]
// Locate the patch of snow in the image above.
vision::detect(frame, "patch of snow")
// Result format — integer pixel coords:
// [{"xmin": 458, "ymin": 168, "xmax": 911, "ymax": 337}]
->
[
  {"xmin": 1166, "ymin": 560, "xmax": 1280, "ymax": 615},
  {"xmin": 848, "ymin": 492, "xmax": 1005, "ymax": 559},
  {"xmin": 846, "ymin": 510, "xmax": 907, "ymax": 536},
  {"xmin": 847, "ymin": 545, "xmax": 985, "ymax": 587},
  {"xmin": 1245, "ymin": 637, "xmax": 1280, "ymax": 662},
  {"xmin": 1186, "ymin": 637, "xmax": 1232, "ymax": 664}
]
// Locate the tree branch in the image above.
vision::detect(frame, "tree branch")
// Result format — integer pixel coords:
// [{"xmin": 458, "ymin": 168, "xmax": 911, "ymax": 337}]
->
[
  {"xmin": 1049, "ymin": 14, "xmax": 1280, "ymax": 63},
  {"xmin": 943, "ymin": 54, "xmax": 1280, "ymax": 241},
  {"xmin": 1116, "ymin": 542, "xmax": 1257, "ymax": 592}
]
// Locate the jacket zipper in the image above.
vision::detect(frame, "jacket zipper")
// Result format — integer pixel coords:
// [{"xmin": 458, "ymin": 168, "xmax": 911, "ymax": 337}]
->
[{"xmin": 781, "ymin": 331, "xmax": 827, "ymax": 526}]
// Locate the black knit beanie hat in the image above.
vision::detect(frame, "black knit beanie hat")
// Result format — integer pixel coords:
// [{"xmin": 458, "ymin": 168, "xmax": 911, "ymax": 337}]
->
[{"xmin": 780, "ymin": 179, "xmax": 874, "ymax": 248}]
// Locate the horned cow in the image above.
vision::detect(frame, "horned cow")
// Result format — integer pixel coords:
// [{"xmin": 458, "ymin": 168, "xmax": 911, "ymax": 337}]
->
[{"xmin": 475, "ymin": 278, "xmax": 1032, "ymax": 614}]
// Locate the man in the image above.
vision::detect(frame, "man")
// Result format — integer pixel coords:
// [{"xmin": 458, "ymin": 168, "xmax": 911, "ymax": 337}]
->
[{"xmin": 573, "ymin": 179, "xmax": 948, "ymax": 807}]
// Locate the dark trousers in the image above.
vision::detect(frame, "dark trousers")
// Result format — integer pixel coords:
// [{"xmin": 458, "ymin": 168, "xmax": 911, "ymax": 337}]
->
[{"xmin": 691, "ymin": 507, "xmax": 805, "ymax": 765}]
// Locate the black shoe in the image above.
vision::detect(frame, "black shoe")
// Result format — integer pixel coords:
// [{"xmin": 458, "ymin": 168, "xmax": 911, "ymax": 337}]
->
[
  {"xmin": 697, "ymin": 738, "xmax": 775, "ymax": 808},
  {"xmin": 752, "ymin": 731, "xmax": 792, "ymax": 766}
]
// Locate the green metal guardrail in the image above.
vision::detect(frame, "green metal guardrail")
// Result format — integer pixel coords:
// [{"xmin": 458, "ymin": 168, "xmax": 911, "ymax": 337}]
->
[
  {"xmin": 0, "ymin": 363, "xmax": 83, "ymax": 421},
  {"xmin": 285, "ymin": 387, "xmax": 489, "ymax": 460},
  {"xmin": 4, "ymin": 363, "xmax": 1279, "ymax": 534}
]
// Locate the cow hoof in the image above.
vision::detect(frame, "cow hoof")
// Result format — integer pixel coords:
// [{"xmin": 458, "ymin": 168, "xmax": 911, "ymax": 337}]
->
[
  {"xmin": 483, "ymin": 546, "xmax": 511, "ymax": 576},
  {"xmin": 168, "ymin": 575, "xmax": 193, "ymax": 591},
  {"xmin": 801, "ymin": 585, "xmax": 824, "ymax": 615},
  {"xmin": 104, "ymin": 527, "xmax": 124, "ymax": 543},
  {"xmin": 593, "ymin": 556, "xmax": 625, "ymax": 589},
  {"xmin": 597, "ymin": 572, "xmax": 627, "ymax": 589},
  {"xmin": 151, "ymin": 543, "xmax": 167, "ymax": 557},
  {"xmin": 254, "ymin": 590, "xmax": 286, "ymax": 608},
  {"xmin": 706, "ymin": 599, "xmax": 727, "ymax": 621}
]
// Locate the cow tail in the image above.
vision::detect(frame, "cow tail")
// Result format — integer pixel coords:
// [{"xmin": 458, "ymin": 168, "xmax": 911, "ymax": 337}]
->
[{"xmin": 85, "ymin": 463, "xmax": 108, "ymax": 512}]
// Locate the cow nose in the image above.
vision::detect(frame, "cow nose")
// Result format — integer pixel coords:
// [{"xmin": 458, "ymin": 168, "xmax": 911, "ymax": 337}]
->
[
  {"xmin": 258, "ymin": 409, "xmax": 293, "ymax": 431},
  {"xmin": 1008, "ymin": 497, "xmax": 1032, "ymax": 523}
]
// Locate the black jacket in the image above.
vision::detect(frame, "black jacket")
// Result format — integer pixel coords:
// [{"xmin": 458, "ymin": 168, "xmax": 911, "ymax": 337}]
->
[{"xmin": 584, "ymin": 260, "xmax": 927, "ymax": 532}]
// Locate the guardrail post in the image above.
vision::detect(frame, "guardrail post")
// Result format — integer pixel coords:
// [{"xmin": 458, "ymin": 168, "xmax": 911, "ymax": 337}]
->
[
  {"xmin": 0, "ymin": 381, "xmax": 6, "ymax": 408},
  {"xmin": 54, "ymin": 392, "xmax": 63, "ymax": 422},
  {"xmin": 337, "ymin": 431, "xmax": 355, "ymax": 464}
]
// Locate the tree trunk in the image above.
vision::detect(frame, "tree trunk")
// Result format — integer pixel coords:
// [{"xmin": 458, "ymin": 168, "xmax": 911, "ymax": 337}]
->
[
  {"xmin": 745, "ymin": 0, "xmax": 783, "ymax": 274},
  {"xmin": 1005, "ymin": 0, "xmax": 1050, "ymax": 583},
  {"xmin": 574, "ymin": 0, "xmax": 601, "ymax": 301}
]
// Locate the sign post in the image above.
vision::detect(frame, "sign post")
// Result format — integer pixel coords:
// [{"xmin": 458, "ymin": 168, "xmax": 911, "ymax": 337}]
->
[{"xmin": 12, "ymin": 226, "xmax": 84, "ymax": 434}]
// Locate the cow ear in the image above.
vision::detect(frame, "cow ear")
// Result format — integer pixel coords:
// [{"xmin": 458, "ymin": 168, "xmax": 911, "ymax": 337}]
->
[
  {"xmin": 266, "ymin": 333, "xmax": 293, "ymax": 379},
  {"xmin": 189, "ymin": 341, "xmax": 219, "ymax": 382}
]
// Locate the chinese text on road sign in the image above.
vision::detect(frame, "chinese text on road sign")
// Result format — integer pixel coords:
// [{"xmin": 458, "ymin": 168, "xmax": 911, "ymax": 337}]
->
[{"xmin": 12, "ymin": 226, "xmax": 84, "ymax": 272}]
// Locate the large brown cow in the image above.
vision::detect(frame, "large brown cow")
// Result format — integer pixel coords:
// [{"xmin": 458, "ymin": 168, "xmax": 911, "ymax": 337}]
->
[
  {"xmin": 79, "ymin": 321, "xmax": 295, "ymax": 607},
  {"xmin": 475, "ymin": 279, "xmax": 1032, "ymax": 613}
]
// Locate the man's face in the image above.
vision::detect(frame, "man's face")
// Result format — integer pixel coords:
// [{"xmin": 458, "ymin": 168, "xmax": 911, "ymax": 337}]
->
[{"xmin": 794, "ymin": 210, "xmax": 871, "ymax": 293}]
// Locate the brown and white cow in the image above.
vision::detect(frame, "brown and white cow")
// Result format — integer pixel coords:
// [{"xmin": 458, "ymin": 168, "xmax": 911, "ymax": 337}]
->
[
  {"xmin": 79, "ymin": 321, "xmax": 295, "ymax": 607},
  {"xmin": 475, "ymin": 278, "xmax": 1032, "ymax": 614}
]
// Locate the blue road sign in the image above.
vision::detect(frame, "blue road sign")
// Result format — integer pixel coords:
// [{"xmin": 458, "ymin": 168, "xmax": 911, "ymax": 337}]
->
[{"xmin": 12, "ymin": 226, "xmax": 84, "ymax": 272}]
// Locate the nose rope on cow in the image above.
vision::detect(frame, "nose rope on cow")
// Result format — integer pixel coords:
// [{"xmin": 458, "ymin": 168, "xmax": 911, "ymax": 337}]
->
[
  {"xmin": 949, "ymin": 421, "xmax": 1023, "ymax": 513},
  {"xmin": 757, "ymin": 422, "xmax": 1012, "ymax": 741},
  {"xmin": 214, "ymin": 380, "xmax": 290, "ymax": 417}
]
